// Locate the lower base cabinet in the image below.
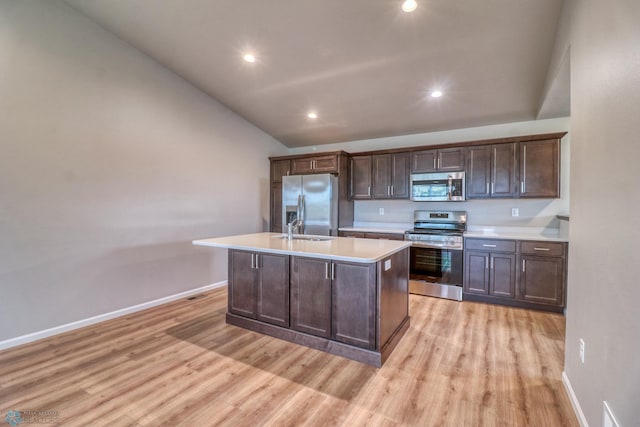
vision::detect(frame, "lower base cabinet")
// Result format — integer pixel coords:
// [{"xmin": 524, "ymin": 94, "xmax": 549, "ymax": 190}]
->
[
  {"xmin": 228, "ymin": 249, "xmax": 290, "ymax": 327},
  {"xmin": 463, "ymin": 239, "xmax": 567, "ymax": 312},
  {"xmin": 226, "ymin": 248, "xmax": 410, "ymax": 367},
  {"xmin": 290, "ymin": 257, "xmax": 376, "ymax": 349}
]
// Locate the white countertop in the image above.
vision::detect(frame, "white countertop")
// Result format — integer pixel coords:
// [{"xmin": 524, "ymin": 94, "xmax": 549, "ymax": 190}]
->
[
  {"xmin": 339, "ymin": 226, "xmax": 409, "ymax": 234},
  {"xmin": 464, "ymin": 229, "xmax": 569, "ymax": 242},
  {"xmin": 193, "ymin": 232, "xmax": 411, "ymax": 263}
]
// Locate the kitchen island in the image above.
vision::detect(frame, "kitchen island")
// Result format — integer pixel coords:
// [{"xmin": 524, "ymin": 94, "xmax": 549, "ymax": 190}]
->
[{"xmin": 193, "ymin": 232, "xmax": 411, "ymax": 367}]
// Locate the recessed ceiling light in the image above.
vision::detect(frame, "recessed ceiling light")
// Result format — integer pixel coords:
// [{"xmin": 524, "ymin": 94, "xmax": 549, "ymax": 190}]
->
[
  {"xmin": 243, "ymin": 53, "xmax": 256, "ymax": 63},
  {"xmin": 402, "ymin": 0, "xmax": 417, "ymax": 12},
  {"xmin": 307, "ymin": 111, "xmax": 318, "ymax": 119},
  {"xmin": 431, "ymin": 90, "xmax": 443, "ymax": 98}
]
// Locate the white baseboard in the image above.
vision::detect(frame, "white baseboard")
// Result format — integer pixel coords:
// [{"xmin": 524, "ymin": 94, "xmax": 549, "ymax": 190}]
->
[
  {"xmin": 562, "ymin": 371, "xmax": 589, "ymax": 427},
  {"xmin": 0, "ymin": 281, "xmax": 227, "ymax": 351}
]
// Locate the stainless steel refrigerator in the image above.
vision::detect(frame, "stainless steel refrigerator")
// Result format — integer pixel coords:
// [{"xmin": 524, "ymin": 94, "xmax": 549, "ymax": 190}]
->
[{"xmin": 282, "ymin": 174, "xmax": 339, "ymax": 236}]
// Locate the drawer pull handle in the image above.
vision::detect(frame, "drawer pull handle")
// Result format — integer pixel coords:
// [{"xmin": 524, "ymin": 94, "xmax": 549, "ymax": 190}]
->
[
  {"xmin": 534, "ymin": 247, "xmax": 550, "ymax": 251},
  {"xmin": 482, "ymin": 244, "xmax": 497, "ymax": 247}
]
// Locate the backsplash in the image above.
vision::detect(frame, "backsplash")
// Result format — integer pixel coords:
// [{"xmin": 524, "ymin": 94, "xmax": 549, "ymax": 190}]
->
[{"xmin": 354, "ymin": 197, "xmax": 567, "ymax": 229}]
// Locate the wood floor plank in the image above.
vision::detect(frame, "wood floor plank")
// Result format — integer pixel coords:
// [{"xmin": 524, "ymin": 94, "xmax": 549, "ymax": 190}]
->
[{"xmin": 0, "ymin": 287, "xmax": 578, "ymax": 426}]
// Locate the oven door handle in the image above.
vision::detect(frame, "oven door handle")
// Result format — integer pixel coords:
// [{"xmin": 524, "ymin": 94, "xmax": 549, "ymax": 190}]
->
[{"xmin": 409, "ymin": 242, "xmax": 463, "ymax": 251}]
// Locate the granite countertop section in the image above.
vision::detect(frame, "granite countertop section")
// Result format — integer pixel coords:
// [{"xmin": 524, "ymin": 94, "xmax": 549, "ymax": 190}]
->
[{"xmin": 193, "ymin": 232, "xmax": 411, "ymax": 263}]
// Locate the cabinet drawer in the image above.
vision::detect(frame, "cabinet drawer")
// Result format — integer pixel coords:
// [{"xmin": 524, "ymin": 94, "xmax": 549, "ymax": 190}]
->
[
  {"xmin": 520, "ymin": 241, "xmax": 565, "ymax": 257},
  {"xmin": 465, "ymin": 238, "xmax": 516, "ymax": 253}
]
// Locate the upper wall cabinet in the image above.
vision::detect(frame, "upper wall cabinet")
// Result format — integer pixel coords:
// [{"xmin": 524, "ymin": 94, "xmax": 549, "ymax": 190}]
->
[
  {"xmin": 291, "ymin": 154, "xmax": 339, "ymax": 174},
  {"xmin": 350, "ymin": 156, "xmax": 373, "ymax": 199},
  {"xmin": 519, "ymin": 139, "xmax": 560, "ymax": 198},
  {"xmin": 411, "ymin": 147, "xmax": 465, "ymax": 173},
  {"xmin": 466, "ymin": 143, "xmax": 518, "ymax": 199},
  {"xmin": 350, "ymin": 153, "xmax": 409, "ymax": 200},
  {"xmin": 372, "ymin": 153, "xmax": 409, "ymax": 199}
]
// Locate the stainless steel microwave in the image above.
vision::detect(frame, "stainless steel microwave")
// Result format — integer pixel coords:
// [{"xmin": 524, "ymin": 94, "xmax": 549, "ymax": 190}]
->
[{"xmin": 410, "ymin": 172, "xmax": 466, "ymax": 201}]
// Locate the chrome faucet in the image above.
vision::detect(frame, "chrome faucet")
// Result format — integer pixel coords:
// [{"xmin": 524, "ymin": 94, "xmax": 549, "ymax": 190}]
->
[{"xmin": 287, "ymin": 219, "xmax": 301, "ymax": 240}]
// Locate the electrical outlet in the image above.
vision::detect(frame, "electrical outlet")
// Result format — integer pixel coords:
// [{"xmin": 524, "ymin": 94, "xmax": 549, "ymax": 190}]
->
[
  {"xmin": 579, "ymin": 338, "xmax": 585, "ymax": 364},
  {"xmin": 379, "ymin": 208, "xmax": 385, "ymax": 215},
  {"xmin": 511, "ymin": 208, "xmax": 519, "ymax": 217}
]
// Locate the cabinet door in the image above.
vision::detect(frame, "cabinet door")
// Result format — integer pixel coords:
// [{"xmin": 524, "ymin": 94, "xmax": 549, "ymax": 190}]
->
[
  {"xmin": 350, "ymin": 156, "xmax": 372, "ymax": 199},
  {"xmin": 271, "ymin": 159, "xmax": 291, "ymax": 183},
  {"xmin": 372, "ymin": 154, "xmax": 392, "ymax": 198},
  {"xmin": 438, "ymin": 148, "xmax": 465, "ymax": 171},
  {"xmin": 391, "ymin": 153, "xmax": 410, "ymax": 198},
  {"xmin": 411, "ymin": 150, "xmax": 437, "ymax": 172},
  {"xmin": 490, "ymin": 253, "xmax": 516, "ymax": 298},
  {"xmin": 256, "ymin": 253, "xmax": 290, "ymax": 327},
  {"xmin": 466, "ymin": 145, "xmax": 491, "ymax": 199},
  {"xmin": 332, "ymin": 261, "xmax": 376, "ymax": 349},
  {"xmin": 270, "ymin": 183, "xmax": 282, "ymax": 233},
  {"xmin": 519, "ymin": 139, "xmax": 560, "ymax": 198},
  {"xmin": 291, "ymin": 158, "xmax": 315, "ymax": 174},
  {"xmin": 464, "ymin": 251, "xmax": 490, "ymax": 294},
  {"xmin": 291, "ymin": 257, "xmax": 332, "ymax": 338},
  {"xmin": 312, "ymin": 155, "xmax": 339, "ymax": 173},
  {"xmin": 491, "ymin": 143, "xmax": 518, "ymax": 198},
  {"xmin": 228, "ymin": 250, "xmax": 257, "ymax": 318},
  {"xmin": 519, "ymin": 256, "xmax": 565, "ymax": 306}
]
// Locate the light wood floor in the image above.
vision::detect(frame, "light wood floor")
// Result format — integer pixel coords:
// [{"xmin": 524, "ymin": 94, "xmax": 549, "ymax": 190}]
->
[{"xmin": 0, "ymin": 287, "xmax": 578, "ymax": 426}]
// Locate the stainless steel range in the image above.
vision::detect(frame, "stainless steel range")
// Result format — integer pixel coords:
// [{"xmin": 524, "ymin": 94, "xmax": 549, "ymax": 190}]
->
[{"xmin": 405, "ymin": 210, "xmax": 467, "ymax": 301}]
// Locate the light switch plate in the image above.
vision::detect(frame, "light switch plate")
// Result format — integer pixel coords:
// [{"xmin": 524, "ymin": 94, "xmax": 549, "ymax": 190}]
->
[
  {"xmin": 511, "ymin": 208, "xmax": 519, "ymax": 217},
  {"xmin": 384, "ymin": 259, "xmax": 392, "ymax": 271}
]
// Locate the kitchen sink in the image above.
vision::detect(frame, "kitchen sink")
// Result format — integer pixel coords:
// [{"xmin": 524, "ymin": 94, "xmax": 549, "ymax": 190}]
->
[{"xmin": 272, "ymin": 234, "xmax": 335, "ymax": 242}]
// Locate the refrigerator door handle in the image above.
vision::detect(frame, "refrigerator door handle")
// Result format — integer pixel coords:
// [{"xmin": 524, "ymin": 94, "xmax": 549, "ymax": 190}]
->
[{"xmin": 300, "ymin": 195, "xmax": 305, "ymax": 233}]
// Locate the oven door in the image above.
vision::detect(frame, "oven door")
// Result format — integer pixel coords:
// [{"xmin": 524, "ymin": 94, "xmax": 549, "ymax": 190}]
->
[{"xmin": 409, "ymin": 245, "xmax": 463, "ymax": 286}]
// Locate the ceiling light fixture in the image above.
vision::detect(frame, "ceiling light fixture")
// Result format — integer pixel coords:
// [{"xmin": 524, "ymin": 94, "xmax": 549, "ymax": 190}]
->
[
  {"xmin": 401, "ymin": 0, "xmax": 417, "ymax": 12},
  {"xmin": 243, "ymin": 53, "xmax": 256, "ymax": 63},
  {"xmin": 431, "ymin": 90, "xmax": 443, "ymax": 98},
  {"xmin": 307, "ymin": 112, "xmax": 318, "ymax": 119}
]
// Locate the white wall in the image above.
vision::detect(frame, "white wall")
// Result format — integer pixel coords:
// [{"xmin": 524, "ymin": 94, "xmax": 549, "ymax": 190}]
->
[
  {"xmin": 563, "ymin": 1, "xmax": 640, "ymax": 426},
  {"xmin": 292, "ymin": 118, "xmax": 570, "ymax": 229},
  {"xmin": 0, "ymin": 0, "xmax": 287, "ymax": 342}
]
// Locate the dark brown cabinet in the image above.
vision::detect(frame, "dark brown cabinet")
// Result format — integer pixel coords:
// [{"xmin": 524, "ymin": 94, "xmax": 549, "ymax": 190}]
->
[
  {"xmin": 350, "ymin": 156, "xmax": 372, "ymax": 199},
  {"xmin": 464, "ymin": 238, "xmax": 567, "ymax": 312},
  {"xmin": 228, "ymin": 250, "xmax": 290, "ymax": 327},
  {"xmin": 466, "ymin": 143, "xmax": 518, "ymax": 199},
  {"xmin": 290, "ymin": 257, "xmax": 332, "ymax": 338},
  {"xmin": 225, "ymin": 247, "xmax": 410, "ymax": 366},
  {"xmin": 518, "ymin": 241, "xmax": 566, "ymax": 308},
  {"xmin": 464, "ymin": 239, "xmax": 516, "ymax": 298},
  {"xmin": 291, "ymin": 154, "xmax": 339, "ymax": 174},
  {"xmin": 332, "ymin": 261, "xmax": 377, "ymax": 349},
  {"xmin": 519, "ymin": 139, "xmax": 560, "ymax": 198},
  {"xmin": 270, "ymin": 159, "xmax": 291, "ymax": 233},
  {"xmin": 411, "ymin": 147, "xmax": 465, "ymax": 173},
  {"xmin": 372, "ymin": 153, "xmax": 409, "ymax": 199},
  {"xmin": 271, "ymin": 159, "xmax": 291, "ymax": 183},
  {"xmin": 290, "ymin": 257, "xmax": 376, "ymax": 348}
]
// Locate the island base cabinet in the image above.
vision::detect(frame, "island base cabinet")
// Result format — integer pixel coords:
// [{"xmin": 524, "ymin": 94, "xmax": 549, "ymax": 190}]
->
[
  {"xmin": 228, "ymin": 249, "xmax": 290, "ymax": 327},
  {"xmin": 290, "ymin": 257, "xmax": 332, "ymax": 338},
  {"xmin": 257, "ymin": 253, "xmax": 290, "ymax": 327},
  {"xmin": 228, "ymin": 250, "xmax": 258, "ymax": 319},
  {"xmin": 332, "ymin": 262, "xmax": 376, "ymax": 349},
  {"xmin": 226, "ymin": 248, "xmax": 410, "ymax": 367}
]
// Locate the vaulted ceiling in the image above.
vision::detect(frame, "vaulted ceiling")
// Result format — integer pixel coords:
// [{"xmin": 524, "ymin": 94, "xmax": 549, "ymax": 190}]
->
[{"xmin": 64, "ymin": 0, "xmax": 569, "ymax": 147}]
